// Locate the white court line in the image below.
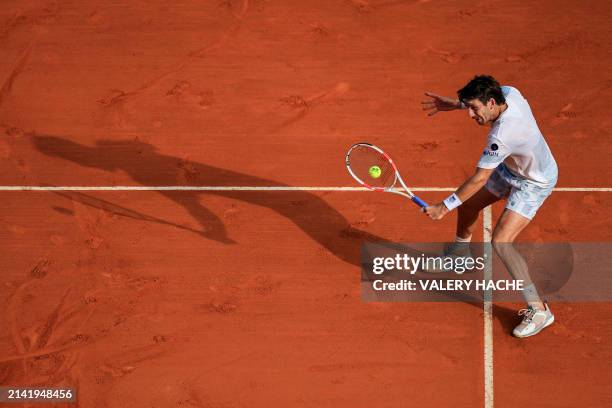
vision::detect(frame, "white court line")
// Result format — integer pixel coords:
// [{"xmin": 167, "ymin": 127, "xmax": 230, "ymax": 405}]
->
[
  {"xmin": 0, "ymin": 186, "xmax": 611, "ymax": 191},
  {"xmin": 0, "ymin": 186, "xmax": 452, "ymax": 191},
  {"xmin": 553, "ymin": 187, "xmax": 612, "ymax": 192},
  {"xmin": 483, "ymin": 206, "xmax": 494, "ymax": 408}
]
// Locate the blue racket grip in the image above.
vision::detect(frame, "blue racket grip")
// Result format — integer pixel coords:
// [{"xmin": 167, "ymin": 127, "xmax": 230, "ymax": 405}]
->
[{"xmin": 411, "ymin": 195, "xmax": 428, "ymax": 208}]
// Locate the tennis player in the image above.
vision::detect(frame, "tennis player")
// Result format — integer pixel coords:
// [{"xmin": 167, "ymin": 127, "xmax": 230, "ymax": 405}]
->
[{"xmin": 421, "ymin": 75, "xmax": 558, "ymax": 338}]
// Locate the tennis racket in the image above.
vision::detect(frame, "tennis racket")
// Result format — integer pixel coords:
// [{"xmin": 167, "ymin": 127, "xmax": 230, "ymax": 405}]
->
[{"xmin": 345, "ymin": 143, "xmax": 428, "ymax": 209}]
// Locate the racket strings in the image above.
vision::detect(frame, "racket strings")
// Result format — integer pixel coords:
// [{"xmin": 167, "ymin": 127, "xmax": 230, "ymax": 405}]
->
[{"xmin": 348, "ymin": 145, "xmax": 396, "ymax": 189}]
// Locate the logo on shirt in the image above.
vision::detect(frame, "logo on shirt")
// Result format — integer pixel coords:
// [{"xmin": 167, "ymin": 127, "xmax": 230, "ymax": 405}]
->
[
  {"xmin": 491, "ymin": 143, "xmax": 499, "ymax": 151},
  {"xmin": 483, "ymin": 150, "xmax": 499, "ymax": 157}
]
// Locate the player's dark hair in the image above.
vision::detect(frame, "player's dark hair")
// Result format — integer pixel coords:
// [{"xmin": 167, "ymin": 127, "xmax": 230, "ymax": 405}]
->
[{"xmin": 457, "ymin": 75, "xmax": 505, "ymax": 105}]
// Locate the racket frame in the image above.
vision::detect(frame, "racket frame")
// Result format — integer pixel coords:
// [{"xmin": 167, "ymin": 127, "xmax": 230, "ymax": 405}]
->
[{"xmin": 345, "ymin": 143, "xmax": 428, "ymax": 208}]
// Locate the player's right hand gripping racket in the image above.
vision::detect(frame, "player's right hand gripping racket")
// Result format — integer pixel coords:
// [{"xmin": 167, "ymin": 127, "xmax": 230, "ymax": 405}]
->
[{"xmin": 345, "ymin": 143, "xmax": 428, "ymax": 209}]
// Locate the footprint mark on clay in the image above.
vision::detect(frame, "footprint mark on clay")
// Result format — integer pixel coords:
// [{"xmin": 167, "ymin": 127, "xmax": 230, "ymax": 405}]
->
[
  {"xmin": 5, "ymin": 126, "xmax": 25, "ymax": 137},
  {"xmin": 417, "ymin": 142, "xmax": 439, "ymax": 151},
  {"xmin": 348, "ymin": 0, "xmax": 372, "ymax": 13},
  {"xmin": 551, "ymin": 103, "xmax": 577, "ymax": 126},
  {"xmin": 280, "ymin": 82, "xmax": 350, "ymax": 110},
  {"xmin": 197, "ymin": 91, "xmax": 215, "ymax": 109},
  {"xmin": 88, "ymin": 11, "xmax": 105, "ymax": 24},
  {"xmin": 427, "ymin": 47, "xmax": 463, "ymax": 64},
  {"xmin": 167, "ymin": 81, "xmax": 215, "ymax": 109},
  {"xmin": 166, "ymin": 80, "xmax": 192, "ymax": 96},
  {"xmin": 556, "ymin": 103, "xmax": 577, "ymax": 119},
  {"xmin": 309, "ymin": 23, "xmax": 331, "ymax": 39}
]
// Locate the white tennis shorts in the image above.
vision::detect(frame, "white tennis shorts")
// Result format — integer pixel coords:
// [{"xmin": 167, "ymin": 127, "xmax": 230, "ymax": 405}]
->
[{"xmin": 485, "ymin": 163, "xmax": 556, "ymax": 220}]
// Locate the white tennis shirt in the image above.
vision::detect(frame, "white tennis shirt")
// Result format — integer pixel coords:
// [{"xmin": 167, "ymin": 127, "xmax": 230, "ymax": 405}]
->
[{"xmin": 477, "ymin": 86, "xmax": 558, "ymax": 186}]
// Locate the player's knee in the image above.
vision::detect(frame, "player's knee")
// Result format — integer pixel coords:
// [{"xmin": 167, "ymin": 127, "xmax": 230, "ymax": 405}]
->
[
  {"xmin": 491, "ymin": 241, "xmax": 506, "ymax": 259},
  {"xmin": 491, "ymin": 229, "xmax": 513, "ymax": 243},
  {"xmin": 491, "ymin": 238, "xmax": 503, "ymax": 254},
  {"xmin": 491, "ymin": 233, "xmax": 514, "ymax": 256}
]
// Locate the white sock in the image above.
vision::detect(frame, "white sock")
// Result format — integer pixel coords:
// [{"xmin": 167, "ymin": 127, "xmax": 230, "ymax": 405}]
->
[{"xmin": 455, "ymin": 235, "xmax": 472, "ymax": 243}]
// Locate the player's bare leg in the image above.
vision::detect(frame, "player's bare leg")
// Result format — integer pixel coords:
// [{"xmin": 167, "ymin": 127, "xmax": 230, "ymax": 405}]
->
[
  {"xmin": 491, "ymin": 208, "xmax": 536, "ymax": 302},
  {"xmin": 492, "ymin": 208, "xmax": 554, "ymax": 337}
]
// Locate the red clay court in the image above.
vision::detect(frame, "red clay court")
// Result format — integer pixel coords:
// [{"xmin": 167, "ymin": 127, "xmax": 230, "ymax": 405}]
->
[{"xmin": 1, "ymin": 1, "xmax": 611, "ymax": 407}]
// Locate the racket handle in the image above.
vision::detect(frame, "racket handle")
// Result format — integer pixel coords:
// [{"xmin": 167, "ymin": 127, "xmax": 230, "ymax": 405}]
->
[{"xmin": 411, "ymin": 195, "xmax": 428, "ymax": 208}]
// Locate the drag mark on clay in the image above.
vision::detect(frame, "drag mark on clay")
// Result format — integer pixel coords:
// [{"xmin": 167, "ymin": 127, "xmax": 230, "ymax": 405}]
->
[
  {"xmin": 0, "ymin": 341, "xmax": 90, "ymax": 364},
  {"xmin": 309, "ymin": 361, "xmax": 413, "ymax": 372},
  {"xmin": 97, "ymin": 0, "xmax": 250, "ymax": 108},
  {"xmin": 0, "ymin": 3, "xmax": 59, "ymax": 40},
  {"xmin": 32, "ymin": 287, "xmax": 71, "ymax": 350},
  {"xmin": 0, "ymin": 42, "xmax": 34, "ymax": 108},
  {"xmin": 0, "ymin": 262, "xmax": 97, "ymax": 388},
  {"xmin": 5, "ymin": 260, "xmax": 50, "ymax": 368},
  {"xmin": 347, "ymin": 1, "xmax": 429, "ymax": 14},
  {"xmin": 0, "ymin": 12, "xmax": 25, "ymax": 40},
  {"xmin": 98, "ymin": 343, "xmax": 169, "ymax": 380},
  {"xmin": 520, "ymin": 31, "xmax": 586, "ymax": 60}
]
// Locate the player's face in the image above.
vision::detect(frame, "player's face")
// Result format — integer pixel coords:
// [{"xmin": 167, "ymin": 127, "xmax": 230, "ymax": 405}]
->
[{"xmin": 464, "ymin": 98, "xmax": 495, "ymax": 125}]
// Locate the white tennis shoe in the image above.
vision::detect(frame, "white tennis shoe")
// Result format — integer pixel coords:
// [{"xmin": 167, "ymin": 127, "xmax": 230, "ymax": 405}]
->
[{"xmin": 512, "ymin": 302, "xmax": 555, "ymax": 338}]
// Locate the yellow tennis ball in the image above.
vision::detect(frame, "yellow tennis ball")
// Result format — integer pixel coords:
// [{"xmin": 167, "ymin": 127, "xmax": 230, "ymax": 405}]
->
[{"xmin": 368, "ymin": 165, "xmax": 382, "ymax": 179}]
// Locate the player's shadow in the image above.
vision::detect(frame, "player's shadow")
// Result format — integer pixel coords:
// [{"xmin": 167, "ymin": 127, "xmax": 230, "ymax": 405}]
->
[
  {"xmin": 32, "ymin": 134, "xmax": 393, "ymax": 266},
  {"xmin": 31, "ymin": 135, "xmax": 519, "ymax": 327},
  {"xmin": 492, "ymin": 304, "xmax": 521, "ymax": 333}
]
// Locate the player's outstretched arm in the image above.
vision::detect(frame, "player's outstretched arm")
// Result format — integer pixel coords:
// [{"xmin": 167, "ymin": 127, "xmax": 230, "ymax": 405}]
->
[{"xmin": 421, "ymin": 92, "xmax": 462, "ymax": 116}]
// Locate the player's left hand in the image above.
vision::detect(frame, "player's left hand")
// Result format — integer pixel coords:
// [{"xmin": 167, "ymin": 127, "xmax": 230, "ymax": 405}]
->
[{"xmin": 423, "ymin": 202, "xmax": 449, "ymax": 220}]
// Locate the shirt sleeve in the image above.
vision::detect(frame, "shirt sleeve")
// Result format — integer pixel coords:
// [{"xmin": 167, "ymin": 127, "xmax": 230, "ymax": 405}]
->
[{"xmin": 477, "ymin": 137, "xmax": 511, "ymax": 169}]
